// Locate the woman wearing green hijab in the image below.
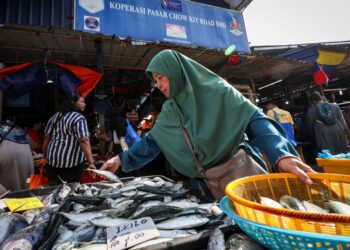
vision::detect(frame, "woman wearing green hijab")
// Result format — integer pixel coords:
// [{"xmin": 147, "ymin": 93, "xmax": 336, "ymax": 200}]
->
[{"xmin": 102, "ymin": 50, "xmax": 314, "ymax": 200}]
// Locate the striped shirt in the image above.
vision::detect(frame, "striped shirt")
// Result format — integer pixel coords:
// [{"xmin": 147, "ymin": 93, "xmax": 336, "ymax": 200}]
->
[{"xmin": 45, "ymin": 112, "xmax": 90, "ymax": 168}]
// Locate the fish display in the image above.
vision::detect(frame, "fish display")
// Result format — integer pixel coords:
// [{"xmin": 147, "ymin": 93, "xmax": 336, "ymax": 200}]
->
[{"xmin": 0, "ymin": 176, "xmax": 245, "ymax": 250}]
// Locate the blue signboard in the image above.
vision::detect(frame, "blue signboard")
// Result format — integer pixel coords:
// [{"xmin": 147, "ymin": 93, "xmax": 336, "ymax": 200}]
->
[{"xmin": 75, "ymin": 0, "xmax": 250, "ymax": 52}]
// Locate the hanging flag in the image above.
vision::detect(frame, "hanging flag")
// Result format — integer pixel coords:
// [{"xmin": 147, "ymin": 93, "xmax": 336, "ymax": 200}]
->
[
  {"xmin": 317, "ymin": 49, "xmax": 346, "ymax": 76},
  {"xmin": 312, "ymin": 63, "xmax": 328, "ymax": 86}
]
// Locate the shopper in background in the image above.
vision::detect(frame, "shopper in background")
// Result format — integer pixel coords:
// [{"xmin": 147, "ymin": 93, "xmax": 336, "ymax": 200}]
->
[
  {"xmin": 0, "ymin": 120, "xmax": 34, "ymax": 192},
  {"xmin": 306, "ymin": 91, "xmax": 350, "ymax": 155},
  {"xmin": 27, "ymin": 119, "xmax": 43, "ymax": 154},
  {"xmin": 266, "ymin": 102, "xmax": 297, "ymax": 147},
  {"xmin": 102, "ymin": 50, "xmax": 314, "ymax": 200},
  {"xmin": 43, "ymin": 93, "xmax": 95, "ymax": 185}
]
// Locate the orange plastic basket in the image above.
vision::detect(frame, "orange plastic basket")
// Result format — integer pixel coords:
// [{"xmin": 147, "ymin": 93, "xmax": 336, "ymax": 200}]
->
[{"xmin": 225, "ymin": 173, "xmax": 350, "ymax": 236}]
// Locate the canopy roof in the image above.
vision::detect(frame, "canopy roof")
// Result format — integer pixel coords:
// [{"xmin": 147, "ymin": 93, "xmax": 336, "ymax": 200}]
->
[{"xmin": 0, "ymin": 24, "xmax": 349, "ymax": 108}]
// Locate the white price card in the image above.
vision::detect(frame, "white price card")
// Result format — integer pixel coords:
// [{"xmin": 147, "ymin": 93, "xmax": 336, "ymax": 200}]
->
[{"xmin": 107, "ymin": 217, "xmax": 160, "ymax": 250}]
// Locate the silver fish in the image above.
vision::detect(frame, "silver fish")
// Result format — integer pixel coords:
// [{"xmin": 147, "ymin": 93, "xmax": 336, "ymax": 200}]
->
[
  {"xmin": 0, "ymin": 214, "xmax": 13, "ymax": 246},
  {"xmin": 72, "ymin": 244, "xmax": 107, "ymax": 250},
  {"xmin": 303, "ymin": 201, "xmax": 328, "ymax": 214},
  {"xmin": 129, "ymin": 238, "xmax": 173, "ymax": 249},
  {"xmin": 260, "ymin": 197, "xmax": 284, "ymax": 209},
  {"xmin": 87, "ymin": 169, "xmax": 122, "ymax": 183},
  {"xmin": 52, "ymin": 226, "xmax": 74, "ymax": 250},
  {"xmin": 326, "ymin": 200, "xmax": 350, "ymax": 215},
  {"xmin": 166, "ymin": 199, "xmax": 199, "ymax": 208},
  {"xmin": 156, "ymin": 215, "xmax": 209, "ymax": 230},
  {"xmin": 279, "ymin": 195, "xmax": 306, "ymax": 211},
  {"xmin": 61, "ymin": 211, "xmax": 104, "ymax": 223},
  {"xmin": 225, "ymin": 233, "xmax": 264, "ymax": 250},
  {"xmin": 89, "ymin": 217, "xmax": 131, "ymax": 227},
  {"xmin": 1, "ymin": 220, "xmax": 48, "ymax": 250},
  {"xmin": 158, "ymin": 229, "xmax": 197, "ymax": 238},
  {"xmin": 22, "ymin": 209, "xmax": 41, "ymax": 224},
  {"xmin": 207, "ymin": 228, "xmax": 225, "ymax": 250},
  {"xmin": 55, "ymin": 183, "xmax": 72, "ymax": 204}
]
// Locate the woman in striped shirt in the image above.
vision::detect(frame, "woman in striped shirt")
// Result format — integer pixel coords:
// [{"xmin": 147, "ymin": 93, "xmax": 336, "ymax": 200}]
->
[{"xmin": 43, "ymin": 94, "xmax": 95, "ymax": 185}]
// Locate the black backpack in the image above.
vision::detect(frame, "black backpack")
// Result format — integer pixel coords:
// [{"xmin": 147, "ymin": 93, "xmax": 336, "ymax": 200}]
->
[{"xmin": 316, "ymin": 103, "xmax": 337, "ymax": 125}]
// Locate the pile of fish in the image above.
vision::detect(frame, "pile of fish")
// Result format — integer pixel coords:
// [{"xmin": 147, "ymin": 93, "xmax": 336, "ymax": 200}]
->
[
  {"xmin": 260, "ymin": 195, "xmax": 350, "ymax": 215},
  {"xmin": 0, "ymin": 175, "xmax": 237, "ymax": 250}
]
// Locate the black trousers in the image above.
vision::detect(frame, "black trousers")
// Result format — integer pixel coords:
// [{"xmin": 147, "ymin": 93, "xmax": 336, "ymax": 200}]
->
[{"xmin": 46, "ymin": 163, "xmax": 85, "ymax": 186}]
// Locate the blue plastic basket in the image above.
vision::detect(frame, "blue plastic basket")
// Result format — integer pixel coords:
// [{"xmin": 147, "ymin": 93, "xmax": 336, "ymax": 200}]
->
[{"xmin": 220, "ymin": 196, "xmax": 350, "ymax": 250}]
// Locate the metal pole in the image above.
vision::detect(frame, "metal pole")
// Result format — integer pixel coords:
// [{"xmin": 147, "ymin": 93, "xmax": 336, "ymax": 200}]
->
[{"xmin": 95, "ymin": 40, "xmax": 106, "ymax": 154}]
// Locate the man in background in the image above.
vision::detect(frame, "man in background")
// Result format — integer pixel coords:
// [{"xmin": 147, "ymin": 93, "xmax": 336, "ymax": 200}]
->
[{"xmin": 266, "ymin": 101, "xmax": 296, "ymax": 147}]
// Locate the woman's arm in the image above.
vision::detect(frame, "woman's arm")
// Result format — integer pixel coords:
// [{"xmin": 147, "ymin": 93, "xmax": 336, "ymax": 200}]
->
[
  {"xmin": 101, "ymin": 132, "xmax": 161, "ymax": 172},
  {"xmin": 78, "ymin": 137, "xmax": 96, "ymax": 169},
  {"xmin": 42, "ymin": 133, "xmax": 51, "ymax": 159},
  {"xmin": 246, "ymin": 110, "xmax": 315, "ymax": 184}
]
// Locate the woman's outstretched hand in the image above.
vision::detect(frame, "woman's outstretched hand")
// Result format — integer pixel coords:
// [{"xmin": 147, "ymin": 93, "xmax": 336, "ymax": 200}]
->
[
  {"xmin": 276, "ymin": 157, "xmax": 316, "ymax": 185},
  {"xmin": 100, "ymin": 156, "xmax": 121, "ymax": 173}
]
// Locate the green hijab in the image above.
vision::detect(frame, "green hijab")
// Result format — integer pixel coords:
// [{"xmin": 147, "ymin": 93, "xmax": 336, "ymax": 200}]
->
[{"xmin": 147, "ymin": 50, "xmax": 258, "ymax": 178}]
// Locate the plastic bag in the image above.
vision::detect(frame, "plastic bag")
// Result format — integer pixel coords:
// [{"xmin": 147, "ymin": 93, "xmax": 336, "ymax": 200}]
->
[
  {"xmin": 29, "ymin": 166, "xmax": 48, "ymax": 189},
  {"xmin": 125, "ymin": 118, "xmax": 141, "ymax": 147}
]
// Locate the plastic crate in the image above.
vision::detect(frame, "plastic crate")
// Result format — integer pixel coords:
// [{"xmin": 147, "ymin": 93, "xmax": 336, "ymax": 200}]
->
[{"xmin": 316, "ymin": 158, "xmax": 350, "ymax": 175}]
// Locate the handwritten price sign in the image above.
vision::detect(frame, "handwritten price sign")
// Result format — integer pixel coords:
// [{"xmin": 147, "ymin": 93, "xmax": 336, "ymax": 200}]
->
[{"xmin": 107, "ymin": 217, "xmax": 159, "ymax": 250}]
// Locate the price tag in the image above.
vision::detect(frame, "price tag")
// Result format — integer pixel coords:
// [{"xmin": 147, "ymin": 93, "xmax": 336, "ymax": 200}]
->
[
  {"xmin": 107, "ymin": 217, "xmax": 160, "ymax": 250},
  {"xmin": 4, "ymin": 197, "xmax": 44, "ymax": 211}
]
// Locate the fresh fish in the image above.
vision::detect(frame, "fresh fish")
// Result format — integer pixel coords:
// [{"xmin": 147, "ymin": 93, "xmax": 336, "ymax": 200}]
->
[
  {"xmin": 55, "ymin": 183, "xmax": 72, "ymax": 204},
  {"xmin": 68, "ymin": 194, "xmax": 104, "ymax": 205},
  {"xmin": 156, "ymin": 215, "xmax": 209, "ymax": 230},
  {"xmin": 198, "ymin": 203, "xmax": 215, "ymax": 211},
  {"xmin": 10, "ymin": 213, "xmax": 29, "ymax": 234},
  {"xmin": 171, "ymin": 181, "xmax": 184, "ymax": 191},
  {"xmin": 1, "ymin": 220, "xmax": 49, "ymax": 250},
  {"xmin": 225, "ymin": 233, "xmax": 264, "ymax": 250},
  {"xmin": 0, "ymin": 214, "xmax": 13, "ymax": 246},
  {"xmin": 129, "ymin": 238, "xmax": 173, "ymax": 249},
  {"xmin": 279, "ymin": 195, "xmax": 306, "ymax": 211},
  {"xmin": 54, "ymin": 224, "xmax": 96, "ymax": 250},
  {"xmin": 207, "ymin": 228, "xmax": 225, "ymax": 250},
  {"xmin": 303, "ymin": 201, "xmax": 328, "ymax": 214},
  {"xmin": 73, "ymin": 203, "xmax": 86, "ymax": 213},
  {"xmin": 158, "ymin": 229, "xmax": 197, "ymax": 238},
  {"xmin": 40, "ymin": 193, "xmax": 56, "ymax": 206},
  {"xmin": 175, "ymin": 207, "xmax": 211, "ymax": 217},
  {"xmin": 22, "ymin": 209, "xmax": 41, "ymax": 224},
  {"xmin": 87, "ymin": 169, "xmax": 122, "ymax": 183},
  {"xmin": 152, "ymin": 177, "xmax": 167, "ymax": 184},
  {"xmin": 105, "ymin": 200, "xmax": 138, "ymax": 218},
  {"xmin": 166, "ymin": 199, "xmax": 199, "ymax": 208},
  {"xmin": 132, "ymin": 205, "xmax": 183, "ymax": 222},
  {"xmin": 33, "ymin": 205, "xmax": 58, "ymax": 224},
  {"xmin": 326, "ymin": 200, "xmax": 350, "ymax": 215},
  {"xmin": 89, "ymin": 217, "xmax": 131, "ymax": 227},
  {"xmin": 72, "ymin": 244, "xmax": 107, "ymax": 250},
  {"xmin": 52, "ymin": 226, "xmax": 74, "ymax": 250},
  {"xmin": 91, "ymin": 227, "xmax": 106, "ymax": 242},
  {"xmin": 61, "ymin": 211, "xmax": 104, "ymax": 224},
  {"xmin": 260, "ymin": 196, "xmax": 284, "ymax": 209},
  {"xmin": 92, "ymin": 182, "xmax": 123, "ymax": 190}
]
